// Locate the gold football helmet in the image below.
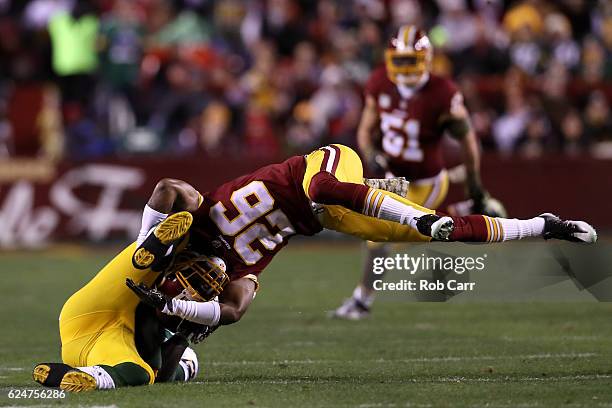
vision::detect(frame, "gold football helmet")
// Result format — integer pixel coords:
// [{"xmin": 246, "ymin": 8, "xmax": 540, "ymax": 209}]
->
[
  {"xmin": 171, "ymin": 251, "xmax": 230, "ymax": 301},
  {"xmin": 385, "ymin": 25, "xmax": 433, "ymax": 86}
]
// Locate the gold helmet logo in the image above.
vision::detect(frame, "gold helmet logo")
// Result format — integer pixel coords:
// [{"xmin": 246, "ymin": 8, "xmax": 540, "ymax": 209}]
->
[
  {"xmin": 172, "ymin": 251, "xmax": 230, "ymax": 302},
  {"xmin": 385, "ymin": 25, "xmax": 433, "ymax": 86}
]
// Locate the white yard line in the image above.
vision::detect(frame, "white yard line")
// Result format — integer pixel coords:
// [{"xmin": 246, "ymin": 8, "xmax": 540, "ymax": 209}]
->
[
  {"xmin": 192, "ymin": 373, "xmax": 612, "ymax": 386},
  {"xmin": 208, "ymin": 352, "xmax": 598, "ymax": 366},
  {"xmin": 3, "ymin": 406, "xmax": 118, "ymax": 408}
]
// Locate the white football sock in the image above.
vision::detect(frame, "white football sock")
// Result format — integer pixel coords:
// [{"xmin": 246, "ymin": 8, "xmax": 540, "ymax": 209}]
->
[
  {"xmin": 77, "ymin": 366, "xmax": 115, "ymax": 390},
  {"xmin": 137, "ymin": 205, "xmax": 168, "ymax": 245},
  {"xmin": 163, "ymin": 299, "xmax": 221, "ymax": 326},
  {"xmin": 353, "ymin": 285, "xmax": 375, "ymax": 307},
  {"xmin": 178, "ymin": 347, "xmax": 199, "ymax": 382},
  {"xmin": 375, "ymin": 194, "xmax": 429, "ymax": 228},
  {"xmin": 487, "ymin": 216, "xmax": 545, "ymax": 241}
]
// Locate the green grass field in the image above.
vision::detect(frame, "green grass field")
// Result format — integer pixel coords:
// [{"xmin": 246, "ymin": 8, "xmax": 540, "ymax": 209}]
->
[{"xmin": 0, "ymin": 242, "xmax": 611, "ymax": 407}]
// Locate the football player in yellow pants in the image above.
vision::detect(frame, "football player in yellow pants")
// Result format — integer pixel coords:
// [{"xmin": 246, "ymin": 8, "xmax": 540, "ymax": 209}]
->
[
  {"xmin": 34, "ymin": 202, "xmax": 255, "ymax": 392},
  {"xmin": 33, "ymin": 222, "xmax": 195, "ymax": 391}
]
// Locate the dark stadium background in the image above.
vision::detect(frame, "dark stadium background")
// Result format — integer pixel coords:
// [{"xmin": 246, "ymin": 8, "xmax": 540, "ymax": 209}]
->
[{"xmin": 0, "ymin": 0, "xmax": 610, "ymax": 247}]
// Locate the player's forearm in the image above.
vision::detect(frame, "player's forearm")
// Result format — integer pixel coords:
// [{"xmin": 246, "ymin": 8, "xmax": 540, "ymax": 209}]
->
[
  {"xmin": 461, "ymin": 129, "xmax": 484, "ymax": 200},
  {"xmin": 219, "ymin": 304, "xmax": 247, "ymax": 325},
  {"xmin": 163, "ymin": 298, "xmax": 221, "ymax": 326},
  {"xmin": 217, "ymin": 278, "xmax": 256, "ymax": 325},
  {"xmin": 357, "ymin": 125, "xmax": 375, "ymax": 159},
  {"xmin": 148, "ymin": 178, "xmax": 200, "ymax": 213},
  {"xmin": 136, "ymin": 179, "xmax": 200, "ymax": 244},
  {"xmin": 357, "ymin": 96, "xmax": 378, "ymax": 160}
]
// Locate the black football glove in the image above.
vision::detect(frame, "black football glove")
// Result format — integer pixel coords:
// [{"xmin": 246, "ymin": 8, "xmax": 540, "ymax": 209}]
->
[
  {"xmin": 466, "ymin": 178, "xmax": 487, "ymax": 214},
  {"xmin": 471, "ymin": 192, "xmax": 487, "ymax": 214},
  {"xmin": 126, "ymin": 278, "xmax": 173, "ymax": 312}
]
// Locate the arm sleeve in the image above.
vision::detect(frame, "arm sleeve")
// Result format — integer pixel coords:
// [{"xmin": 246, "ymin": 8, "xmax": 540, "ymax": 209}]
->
[{"xmin": 163, "ymin": 299, "xmax": 221, "ymax": 326}]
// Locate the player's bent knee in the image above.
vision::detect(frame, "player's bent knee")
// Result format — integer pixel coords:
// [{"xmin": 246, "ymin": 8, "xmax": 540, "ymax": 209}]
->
[{"xmin": 308, "ymin": 171, "xmax": 340, "ymax": 203}]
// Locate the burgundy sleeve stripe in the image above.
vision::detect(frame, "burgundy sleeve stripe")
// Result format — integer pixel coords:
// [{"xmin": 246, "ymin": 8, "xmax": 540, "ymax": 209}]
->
[{"xmin": 319, "ymin": 145, "xmax": 341, "ymax": 175}]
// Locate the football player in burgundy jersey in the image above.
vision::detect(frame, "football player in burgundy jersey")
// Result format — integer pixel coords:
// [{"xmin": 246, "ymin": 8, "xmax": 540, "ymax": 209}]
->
[
  {"xmin": 334, "ymin": 25, "xmax": 494, "ymax": 319},
  {"xmin": 128, "ymin": 143, "xmax": 595, "ymax": 332},
  {"xmin": 33, "ymin": 143, "xmax": 596, "ymax": 392}
]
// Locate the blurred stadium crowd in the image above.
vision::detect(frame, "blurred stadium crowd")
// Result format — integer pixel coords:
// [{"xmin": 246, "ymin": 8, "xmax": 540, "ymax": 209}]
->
[{"xmin": 0, "ymin": 0, "xmax": 611, "ymax": 161}]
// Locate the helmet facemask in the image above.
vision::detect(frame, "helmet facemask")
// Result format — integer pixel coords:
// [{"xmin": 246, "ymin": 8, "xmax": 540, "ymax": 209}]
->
[{"xmin": 172, "ymin": 251, "xmax": 230, "ymax": 302}]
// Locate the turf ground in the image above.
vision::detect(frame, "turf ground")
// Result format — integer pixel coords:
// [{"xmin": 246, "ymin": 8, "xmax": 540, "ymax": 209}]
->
[{"xmin": 0, "ymin": 242, "xmax": 611, "ymax": 407}]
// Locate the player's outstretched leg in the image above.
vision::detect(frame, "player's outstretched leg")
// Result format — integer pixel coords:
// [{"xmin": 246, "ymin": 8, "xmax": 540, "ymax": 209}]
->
[
  {"xmin": 132, "ymin": 211, "xmax": 193, "ymax": 270},
  {"xmin": 33, "ymin": 362, "xmax": 151, "ymax": 392},
  {"xmin": 308, "ymin": 171, "xmax": 436, "ymax": 228},
  {"xmin": 415, "ymin": 213, "xmax": 597, "ymax": 243}
]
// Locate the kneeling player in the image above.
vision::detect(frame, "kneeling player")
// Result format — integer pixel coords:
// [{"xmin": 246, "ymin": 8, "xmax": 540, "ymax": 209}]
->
[{"xmin": 32, "ymin": 221, "xmax": 257, "ymax": 392}]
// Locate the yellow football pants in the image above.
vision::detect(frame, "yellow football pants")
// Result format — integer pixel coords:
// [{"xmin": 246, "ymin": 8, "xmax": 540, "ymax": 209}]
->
[
  {"xmin": 302, "ymin": 144, "xmax": 433, "ymax": 242},
  {"xmin": 406, "ymin": 169, "xmax": 449, "ymax": 210},
  {"xmin": 58, "ymin": 243, "xmax": 157, "ymax": 383}
]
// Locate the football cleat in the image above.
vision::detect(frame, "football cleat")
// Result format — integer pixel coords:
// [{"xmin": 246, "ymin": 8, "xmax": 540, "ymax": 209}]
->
[
  {"xmin": 330, "ymin": 297, "xmax": 371, "ymax": 320},
  {"xmin": 539, "ymin": 213, "xmax": 597, "ymax": 243},
  {"xmin": 132, "ymin": 211, "xmax": 193, "ymax": 270},
  {"xmin": 59, "ymin": 371, "xmax": 97, "ymax": 392},
  {"xmin": 33, "ymin": 363, "xmax": 54, "ymax": 386},
  {"xmin": 415, "ymin": 214, "xmax": 454, "ymax": 241},
  {"xmin": 33, "ymin": 363, "xmax": 96, "ymax": 392}
]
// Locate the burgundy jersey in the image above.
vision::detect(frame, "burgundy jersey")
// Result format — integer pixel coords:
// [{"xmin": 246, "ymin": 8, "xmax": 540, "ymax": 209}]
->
[
  {"xmin": 190, "ymin": 155, "xmax": 322, "ymax": 280},
  {"xmin": 364, "ymin": 66, "xmax": 460, "ymax": 180}
]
